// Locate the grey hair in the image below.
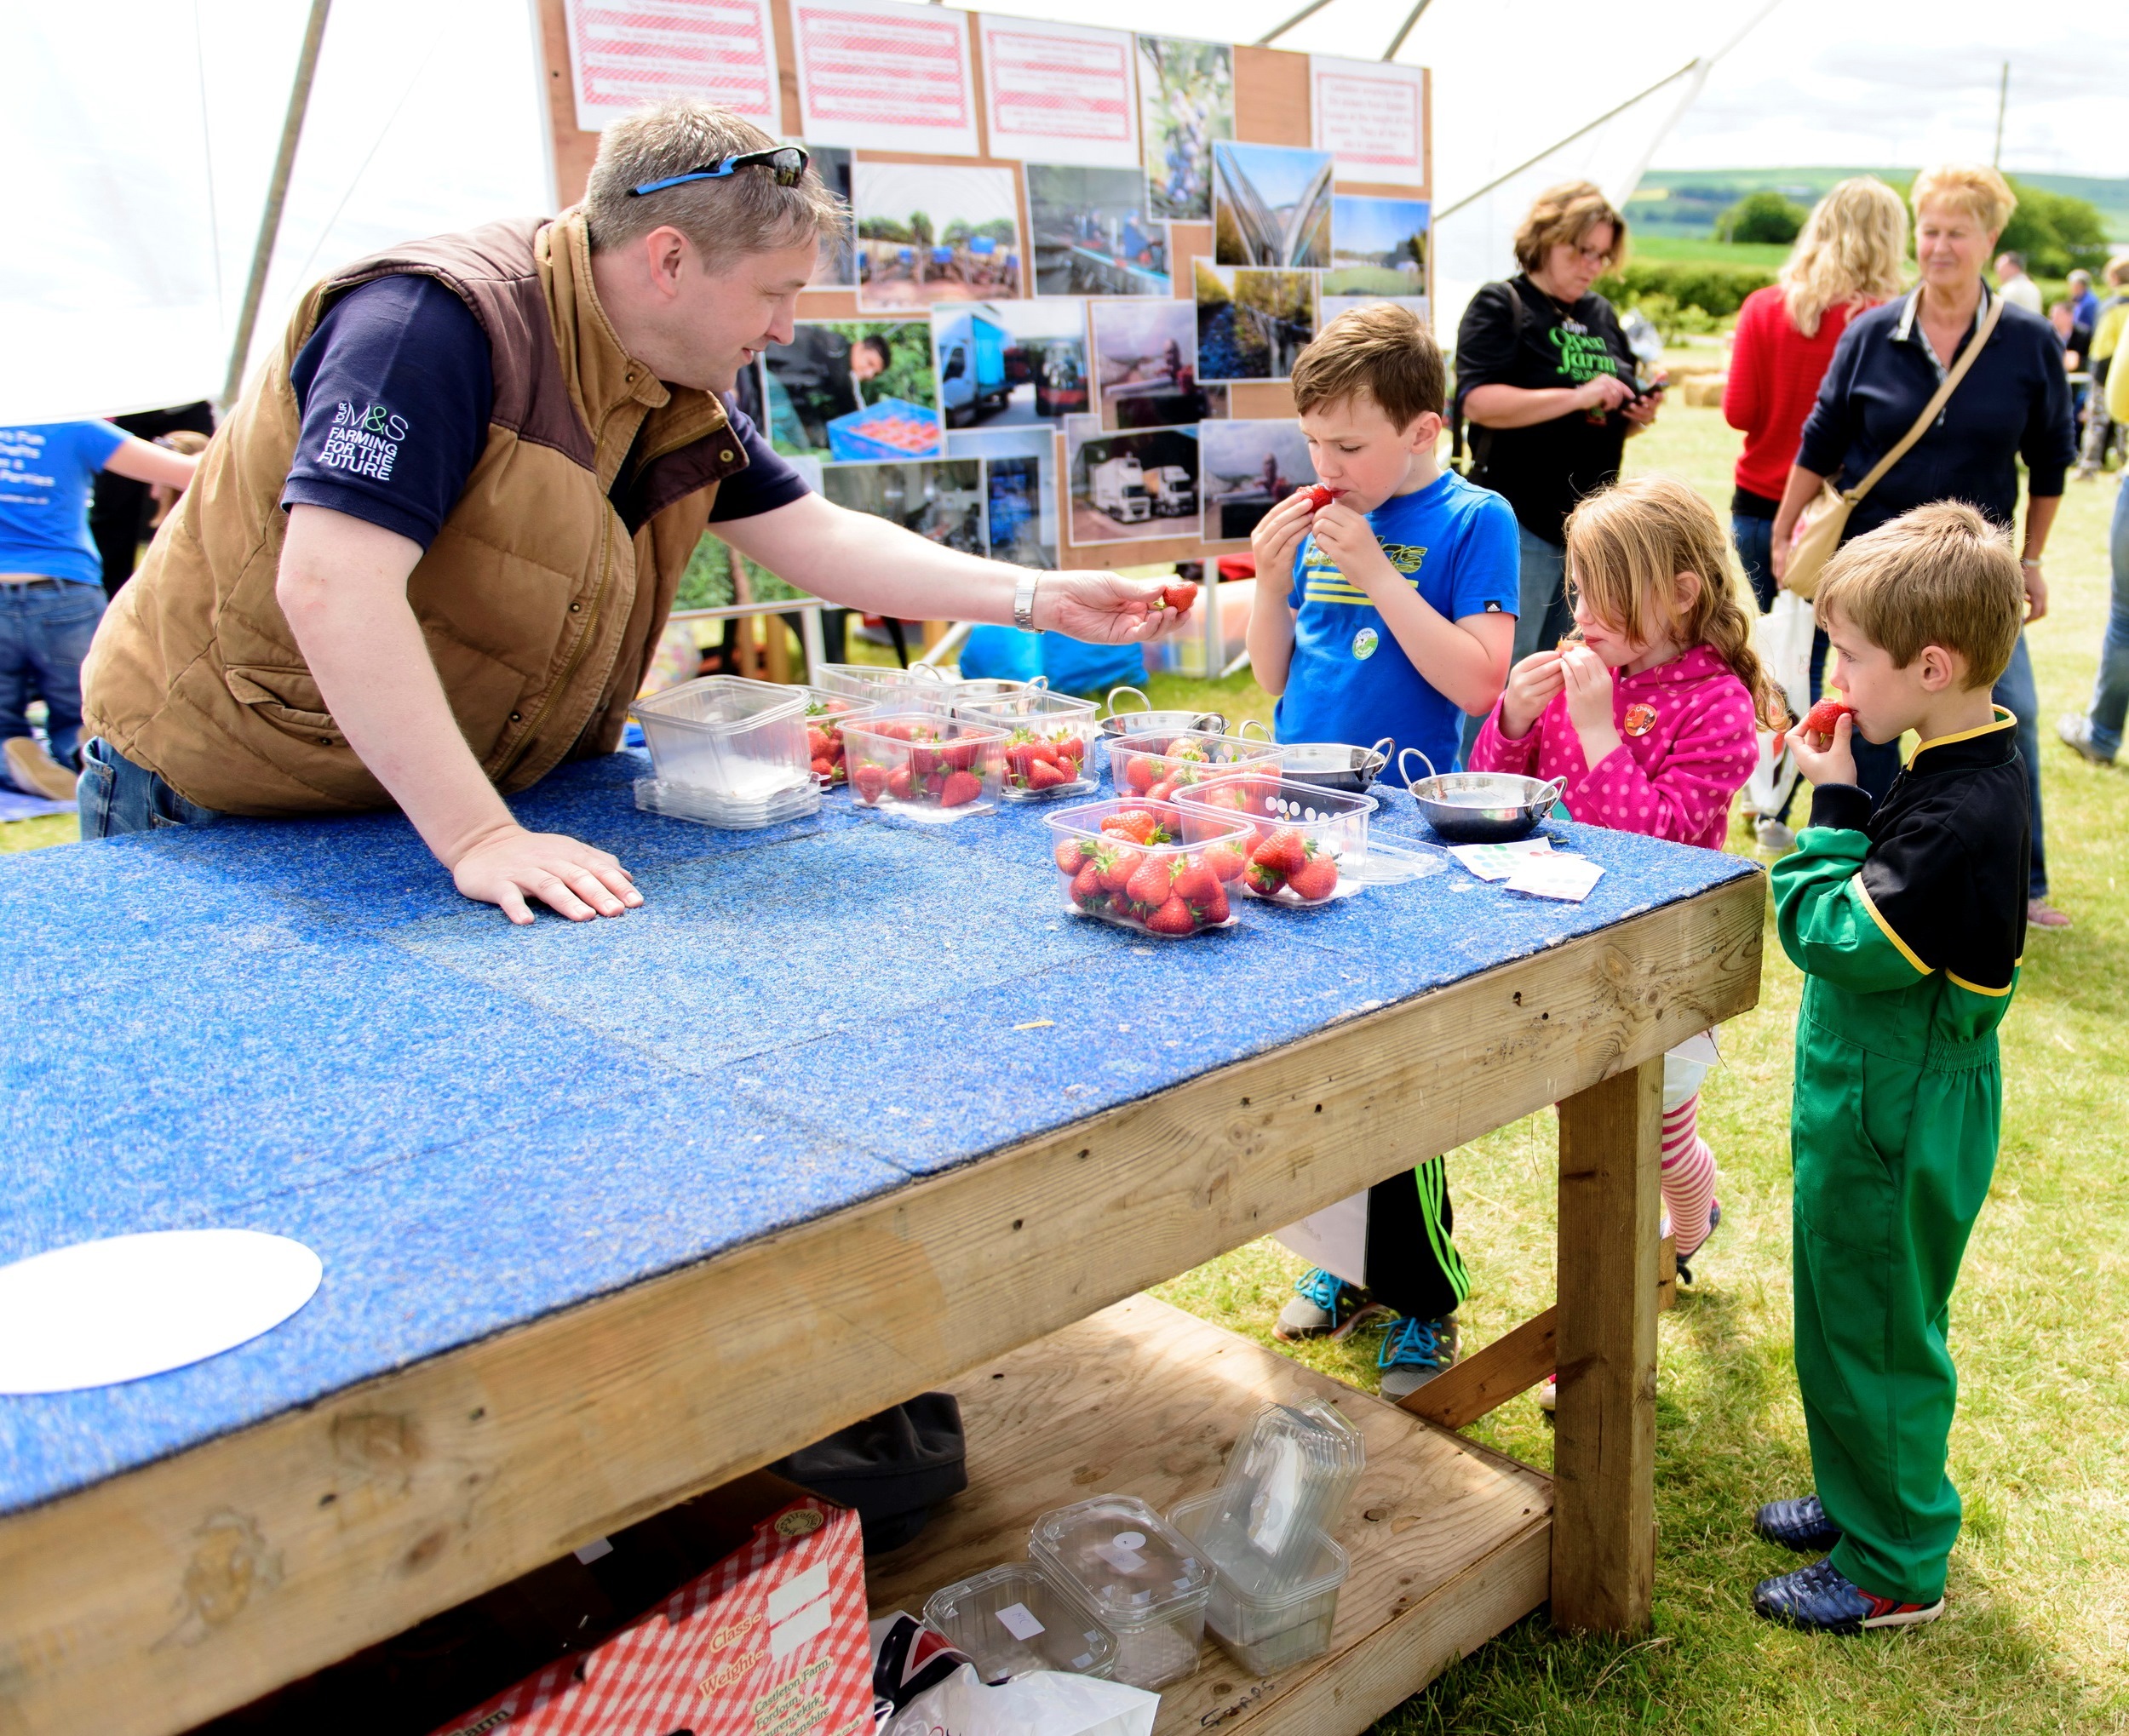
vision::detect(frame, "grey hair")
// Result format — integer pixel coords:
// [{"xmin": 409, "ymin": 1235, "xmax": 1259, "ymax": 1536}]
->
[{"xmin": 582, "ymin": 100, "xmax": 849, "ymax": 265}]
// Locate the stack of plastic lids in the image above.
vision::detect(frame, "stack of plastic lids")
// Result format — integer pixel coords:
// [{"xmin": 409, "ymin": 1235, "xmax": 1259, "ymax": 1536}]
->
[
  {"xmin": 1170, "ymin": 1395, "xmax": 1363, "ymax": 1675},
  {"xmin": 921, "ymin": 1562, "xmax": 1116, "ymax": 1684},
  {"xmin": 1028, "ymin": 1493, "xmax": 1213, "ymax": 1691},
  {"xmin": 628, "ymin": 674, "xmax": 821, "ymax": 829}
]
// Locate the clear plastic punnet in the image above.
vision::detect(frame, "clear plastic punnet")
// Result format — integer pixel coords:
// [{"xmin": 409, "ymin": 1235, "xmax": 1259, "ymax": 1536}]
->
[
  {"xmin": 841, "ymin": 713, "xmax": 1007, "ymax": 821},
  {"xmin": 788, "ymin": 686, "xmax": 881, "ymax": 788},
  {"xmin": 1028, "ymin": 1494, "xmax": 1213, "ymax": 1690},
  {"xmin": 1174, "ymin": 774, "xmax": 1378, "ymax": 907},
  {"xmin": 1191, "ymin": 1395, "xmax": 1365, "ymax": 1599},
  {"xmin": 1105, "ymin": 730, "xmax": 1281, "ymax": 802},
  {"xmin": 921, "ymin": 1562, "xmax": 1116, "ymax": 1683},
  {"xmin": 1169, "ymin": 1493, "xmax": 1348, "ymax": 1676},
  {"xmin": 811, "ymin": 662, "xmax": 955, "ymax": 708},
  {"xmin": 628, "ymin": 674, "xmax": 809, "ymax": 795},
  {"xmin": 955, "ymin": 690, "xmax": 1099, "ymax": 800},
  {"xmin": 1044, "ymin": 798, "xmax": 1253, "ymax": 938}
]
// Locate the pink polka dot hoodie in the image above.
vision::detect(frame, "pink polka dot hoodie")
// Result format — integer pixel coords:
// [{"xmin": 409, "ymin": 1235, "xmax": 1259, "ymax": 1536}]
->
[{"xmin": 1468, "ymin": 645, "xmax": 1759, "ymax": 850}]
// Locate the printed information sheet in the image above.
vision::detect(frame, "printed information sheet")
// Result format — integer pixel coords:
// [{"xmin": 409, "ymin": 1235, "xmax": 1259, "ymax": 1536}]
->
[
  {"xmin": 564, "ymin": 0, "xmax": 781, "ymax": 132},
  {"xmin": 1309, "ymin": 54, "xmax": 1427, "ymax": 186},
  {"xmin": 794, "ymin": 0, "xmax": 981, "ymax": 156},
  {"xmin": 978, "ymin": 17, "xmax": 1139, "ymax": 169}
]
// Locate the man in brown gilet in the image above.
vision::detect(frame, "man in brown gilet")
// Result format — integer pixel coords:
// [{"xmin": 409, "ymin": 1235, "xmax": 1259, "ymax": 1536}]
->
[{"xmin": 81, "ymin": 101, "xmax": 1176, "ymax": 925}]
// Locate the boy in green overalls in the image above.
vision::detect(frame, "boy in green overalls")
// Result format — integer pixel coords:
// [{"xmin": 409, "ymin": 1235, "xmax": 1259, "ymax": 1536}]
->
[{"xmin": 1755, "ymin": 502, "xmax": 2029, "ymax": 1634}]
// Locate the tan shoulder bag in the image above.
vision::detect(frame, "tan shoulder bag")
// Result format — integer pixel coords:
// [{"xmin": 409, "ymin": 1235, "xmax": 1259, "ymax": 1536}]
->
[{"xmin": 1783, "ymin": 293, "xmax": 2005, "ymax": 600}]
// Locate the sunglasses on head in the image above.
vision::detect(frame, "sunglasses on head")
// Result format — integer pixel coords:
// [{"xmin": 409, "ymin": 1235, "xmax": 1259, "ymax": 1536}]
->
[{"xmin": 627, "ymin": 145, "xmax": 810, "ymax": 198}]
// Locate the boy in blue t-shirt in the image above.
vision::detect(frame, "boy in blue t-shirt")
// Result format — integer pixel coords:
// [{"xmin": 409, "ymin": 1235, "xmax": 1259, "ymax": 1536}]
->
[
  {"xmin": 1244, "ymin": 302, "xmax": 1519, "ymax": 1398},
  {"xmin": 0, "ymin": 421, "xmax": 199, "ymax": 799}
]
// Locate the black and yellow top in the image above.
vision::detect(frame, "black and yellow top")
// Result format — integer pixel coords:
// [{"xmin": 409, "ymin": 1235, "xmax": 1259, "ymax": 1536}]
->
[{"xmin": 1773, "ymin": 708, "xmax": 2028, "ymax": 1057}]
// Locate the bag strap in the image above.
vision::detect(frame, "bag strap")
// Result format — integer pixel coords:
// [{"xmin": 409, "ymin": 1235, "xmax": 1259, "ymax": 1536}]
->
[
  {"xmin": 1455, "ymin": 281, "xmax": 1527, "ymax": 474},
  {"xmin": 1841, "ymin": 292, "xmax": 2006, "ymax": 504}
]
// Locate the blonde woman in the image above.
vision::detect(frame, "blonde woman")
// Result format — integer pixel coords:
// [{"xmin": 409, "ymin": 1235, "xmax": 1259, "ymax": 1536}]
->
[
  {"xmin": 1774, "ymin": 163, "xmax": 2076, "ymax": 928},
  {"xmin": 1724, "ymin": 178, "xmax": 1908, "ymax": 616}
]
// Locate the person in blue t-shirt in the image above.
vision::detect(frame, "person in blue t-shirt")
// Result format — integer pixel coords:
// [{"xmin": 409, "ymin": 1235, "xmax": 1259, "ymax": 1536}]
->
[
  {"xmin": 1243, "ymin": 301, "xmax": 1520, "ymax": 1402},
  {"xmin": 0, "ymin": 421, "xmax": 198, "ymax": 799}
]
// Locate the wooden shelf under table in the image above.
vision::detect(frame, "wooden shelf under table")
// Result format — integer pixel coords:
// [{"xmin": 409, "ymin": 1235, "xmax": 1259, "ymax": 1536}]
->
[{"xmin": 864, "ymin": 1294, "xmax": 1552, "ymax": 1735}]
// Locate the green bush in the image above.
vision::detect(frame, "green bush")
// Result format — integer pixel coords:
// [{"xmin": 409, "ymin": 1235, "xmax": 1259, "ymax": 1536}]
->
[
  {"xmin": 1594, "ymin": 257, "xmax": 1777, "ymax": 322},
  {"xmin": 1990, "ymin": 178, "xmax": 2109, "ymax": 281},
  {"xmin": 1719, "ymin": 190, "xmax": 1807, "ymax": 245}
]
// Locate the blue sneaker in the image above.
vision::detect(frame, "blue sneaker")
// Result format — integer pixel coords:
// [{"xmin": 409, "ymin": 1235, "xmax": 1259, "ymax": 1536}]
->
[
  {"xmin": 1377, "ymin": 1314, "xmax": 1459, "ymax": 1401},
  {"xmin": 1752, "ymin": 1557, "xmax": 1943, "ymax": 1634},
  {"xmin": 1274, "ymin": 1269, "xmax": 1394, "ymax": 1343},
  {"xmin": 1754, "ymin": 1493, "xmax": 1842, "ymax": 1554}
]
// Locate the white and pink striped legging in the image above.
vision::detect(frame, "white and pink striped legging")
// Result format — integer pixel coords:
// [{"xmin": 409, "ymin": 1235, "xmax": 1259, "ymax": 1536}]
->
[{"xmin": 1661, "ymin": 1050, "xmax": 1719, "ymax": 1259}]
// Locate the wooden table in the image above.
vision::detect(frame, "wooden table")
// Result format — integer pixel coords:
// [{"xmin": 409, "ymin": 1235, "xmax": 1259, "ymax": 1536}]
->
[{"xmin": 0, "ymin": 755, "xmax": 1761, "ymax": 1735}]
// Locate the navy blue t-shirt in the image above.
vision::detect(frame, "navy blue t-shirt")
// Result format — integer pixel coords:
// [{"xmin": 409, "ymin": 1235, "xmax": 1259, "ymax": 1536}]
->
[{"xmin": 280, "ymin": 274, "xmax": 806, "ymax": 547}]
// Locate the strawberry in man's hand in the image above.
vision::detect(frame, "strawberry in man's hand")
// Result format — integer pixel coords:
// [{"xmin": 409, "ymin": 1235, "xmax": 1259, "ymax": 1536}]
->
[{"xmin": 1162, "ymin": 583, "xmax": 1197, "ymax": 614}]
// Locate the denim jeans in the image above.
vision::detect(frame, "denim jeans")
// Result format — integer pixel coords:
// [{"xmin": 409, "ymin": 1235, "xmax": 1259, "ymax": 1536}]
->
[
  {"xmin": 0, "ymin": 578, "xmax": 105, "ymax": 765},
  {"xmin": 1992, "ymin": 633, "xmax": 2047, "ymax": 900},
  {"xmin": 77, "ymin": 736, "xmax": 221, "ymax": 837},
  {"xmin": 1730, "ymin": 513, "xmax": 1779, "ymax": 615},
  {"xmin": 1462, "ymin": 524, "xmax": 1569, "ymax": 763},
  {"xmin": 2085, "ymin": 477, "xmax": 2129, "ymax": 757}
]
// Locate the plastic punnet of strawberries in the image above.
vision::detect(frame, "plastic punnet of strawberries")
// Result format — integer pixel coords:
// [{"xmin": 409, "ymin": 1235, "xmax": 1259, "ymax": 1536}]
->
[
  {"xmin": 1239, "ymin": 824, "xmax": 1342, "ymax": 904},
  {"xmin": 1049, "ymin": 805, "xmax": 1248, "ymax": 937},
  {"xmin": 846, "ymin": 718, "xmax": 998, "ymax": 811},
  {"xmin": 804, "ymin": 698, "xmax": 864, "ymax": 785}
]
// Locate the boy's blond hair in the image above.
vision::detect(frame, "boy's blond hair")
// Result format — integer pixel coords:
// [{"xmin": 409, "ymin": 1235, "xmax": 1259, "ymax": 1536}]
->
[
  {"xmin": 1289, "ymin": 302, "xmax": 1445, "ymax": 430},
  {"xmin": 1564, "ymin": 475, "xmax": 1785, "ymax": 728},
  {"xmin": 1813, "ymin": 503, "xmax": 2024, "ymax": 689}
]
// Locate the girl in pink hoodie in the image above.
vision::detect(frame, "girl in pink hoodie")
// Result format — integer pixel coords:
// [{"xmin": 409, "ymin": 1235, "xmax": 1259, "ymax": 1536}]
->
[{"xmin": 1472, "ymin": 474, "xmax": 1780, "ymax": 1292}]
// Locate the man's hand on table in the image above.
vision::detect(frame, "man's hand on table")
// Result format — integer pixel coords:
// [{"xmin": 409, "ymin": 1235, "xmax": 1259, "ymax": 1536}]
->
[{"xmin": 447, "ymin": 820, "xmax": 643, "ymax": 925}]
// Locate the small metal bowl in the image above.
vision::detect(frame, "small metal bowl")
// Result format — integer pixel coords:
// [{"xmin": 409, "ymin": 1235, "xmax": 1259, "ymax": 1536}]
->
[
  {"xmin": 1098, "ymin": 685, "xmax": 1227, "ymax": 741},
  {"xmin": 1276, "ymin": 737, "xmax": 1393, "ymax": 795},
  {"xmin": 1397, "ymin": 748, "xmax": 1564, "ymax": 844}
]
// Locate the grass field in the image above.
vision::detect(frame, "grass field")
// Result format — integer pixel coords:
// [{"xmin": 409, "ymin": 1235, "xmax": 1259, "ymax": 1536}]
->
[
  {"xmin": 1627, "ymin": 233, "xmax": 1792, "ymax": 271},
  {"xmin": 1137, "ymin": 407, "xmax": 2129, "ymax": 1731},
  {"xmin": 5, "ymin": 405, "xmax": 2123, "ymax": 1729}
]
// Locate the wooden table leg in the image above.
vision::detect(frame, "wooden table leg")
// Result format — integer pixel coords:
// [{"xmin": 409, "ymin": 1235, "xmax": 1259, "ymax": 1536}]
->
[{"xmin": 1551, "ymin": 1055, "xmax": 1663, "ymax": 1632}]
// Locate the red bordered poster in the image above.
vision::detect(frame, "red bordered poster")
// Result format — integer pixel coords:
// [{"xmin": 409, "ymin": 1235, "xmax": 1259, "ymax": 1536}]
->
[
  {"xmin": 793, "ymin": 0, "xmax": 980, "ymax": 156},
  {"xmin": 1309, "ymin": 54, "xmax": 1427, "ymax": 186},
  {"xmin": 978, "ymin": 16, "xmax": 1139, "ymax": 169},
  {"xmin": 562, "ymin": 0, "xmax": 781, "ymax": 134}
]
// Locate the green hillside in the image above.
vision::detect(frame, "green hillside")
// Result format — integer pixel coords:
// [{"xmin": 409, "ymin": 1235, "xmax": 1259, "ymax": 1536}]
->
[{"xmin": 1630, "ymin": 167, "xmax": 2129, "ymax": 242}]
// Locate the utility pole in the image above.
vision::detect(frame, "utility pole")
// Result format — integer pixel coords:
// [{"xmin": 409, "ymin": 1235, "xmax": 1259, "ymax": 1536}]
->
[{"xmin": 1993, "ymin": 61, "xmax": 2008, "ymax": 168}]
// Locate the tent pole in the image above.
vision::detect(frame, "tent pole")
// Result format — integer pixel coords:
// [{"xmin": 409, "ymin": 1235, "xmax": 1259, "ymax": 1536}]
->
[
  {"xmin": 1254, "ymin": 0, "xmax": 1337, "ymax": 46},
  {"xmin": 1431, "ymin": 59, "xmax": 1699, "ymax": 222},
  {"xmin": 1382, "ymin": 0, "xmax": 1434, "ymax": 61},
  {"xmin": 221, "ymin": 0, "xmax": 333, "ymax": 408}
]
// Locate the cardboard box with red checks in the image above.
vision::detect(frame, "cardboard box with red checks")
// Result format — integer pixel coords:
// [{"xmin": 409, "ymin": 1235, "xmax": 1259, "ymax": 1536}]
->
[{"xmin": 428, "ymin": 1475, "xmax": 872, "ymax": 1736}]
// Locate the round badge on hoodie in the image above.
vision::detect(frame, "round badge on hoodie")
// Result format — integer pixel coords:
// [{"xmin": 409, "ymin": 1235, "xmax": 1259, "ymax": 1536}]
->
[
  {"xmin": 1352, "ymin": 627, "xmax": 1379, "ymax": 661},
  {"xmin": 1623, "ymin": 702, "xmax": 1657, "ymax": 736}
]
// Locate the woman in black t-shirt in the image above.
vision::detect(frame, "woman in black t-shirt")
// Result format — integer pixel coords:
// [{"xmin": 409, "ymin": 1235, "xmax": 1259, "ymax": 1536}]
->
[{"xmin": 1454, "ymin": 181, "xmax": 1660, "ymax": 663}]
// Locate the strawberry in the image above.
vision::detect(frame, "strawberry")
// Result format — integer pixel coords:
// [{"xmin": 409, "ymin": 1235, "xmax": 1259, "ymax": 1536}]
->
[
  {"xmin": 1286, "ymin": 852, "xmax": 1340, "ymax": 902},
  {"xmin": 1122, "ymin": 753, "xmax": 1157, "ymax": 794},
  {"xmin": 806, "ymin": 725, "xmax": 832, "ymax": 759},
  {"xmin": 1302, "ymin": 484, "xmax": 1340, "ymax": 510},
  {"xmin": 1162, "ymin": 583, "xmax": 1196, "ymax": 613},
  {"xmin": 1056, "ymin": 735, "xmax": 1085, "ymax": 766},
  {"xmin": 1253, "ymin": 827, "xmax": 1308, "ymax": 879},
  {"xmin": 1105, "ymin": 808, "xmax": 1159, "ymax": 844},
  {"xmin": 1245, "ymin": 859, "xmax": 1287, "ymax": 896},
  {"xmin": 1199, "ymin": 883, "xmax": 1231, "ymax": 924},
  {"xmin": 887, "ymin": 765, "xmax": 915, "ymax": 801},
  {"xmin": 1146, "ymin": 776, "xmax": 1179, "ymax": 802},
  {"xmin": 1170, "ymin": 857, "xmax": 1219, "ymax": 905},
  {"xmin": 1029, "ymin": 759, "xmax": 1072, "ymax": 790},
  {"xmin": 940, "ymin": 770, "xmax": 981, "ymax": 807},
  {"xmin": 1099, "ymin": 846, "xmax": 1143, "ymax": 892},
  {"xmin": 1145, "ymin": 895, "xmax": 1198, "ymax": 936},
  {"xmin": 910, "ymin": 745, "xmax": 940, "ymax": 779},
  {"xmin": 853, "ymin": 763, "xmax": 888, "ymax": 802},
  {"xmin": 1054, "ymin": 838, "xmax": 1090, "ymax": 873},
  {"xmin": 1107, "ymin": 891, "xmax": 1137, "ymax": 920},
  {"xmin": 1126, "ymin": 855, "xmax": 1176, "ymax": 906},
  {"xmin": 1007, "ymin": 742, "xmax": 1042, "ymax": 784},
  {"xmin": 1201, "ymin": 839, "xmax": 1247, "ymax": 883},
  {"xmin": 1772, "ymin": 694, "xmax": 1854, "ymax": 757},
  {"xmin": 1070, "ymin": 860, "xmax": 1105, "ymax": 907},
  {"xmin": 943, "ymin": 739, "xmax": 980, "ymax": 771},
  {"xmin": 812, "ymin": 756, "xmax": 835, "ymax": 778}
]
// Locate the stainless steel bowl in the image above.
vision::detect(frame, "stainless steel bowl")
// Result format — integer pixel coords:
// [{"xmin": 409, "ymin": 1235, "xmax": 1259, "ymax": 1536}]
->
[
  {"xmin": 1397, "ymin": 748, "xmax": 1564, "ymax": 844},
  {"xmin": 1276, "ymin": 737, "xmax": 1393, "ymax": 795},
  {"xmin": 1098, "ymin": 685, "xmax": 1227, "ymax": 741}
]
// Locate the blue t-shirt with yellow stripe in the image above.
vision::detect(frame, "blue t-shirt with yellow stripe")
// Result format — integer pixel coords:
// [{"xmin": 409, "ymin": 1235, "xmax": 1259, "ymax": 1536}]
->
[{"xmin": 1277, "ymin": 470, "xmax": 1519, "ymax": 780}]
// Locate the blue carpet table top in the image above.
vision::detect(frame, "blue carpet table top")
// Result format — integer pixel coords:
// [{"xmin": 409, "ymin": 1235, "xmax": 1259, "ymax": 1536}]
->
[{"xmin": 0, "ymin": 753, "xmax": 1759, "ymax": 1518}]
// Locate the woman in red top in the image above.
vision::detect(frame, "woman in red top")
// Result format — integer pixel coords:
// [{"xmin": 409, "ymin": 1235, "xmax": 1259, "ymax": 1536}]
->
[
  {"xmin": 1725, "ymin": 178, "xmax": 1908, "ymax": 611},
  {"xmin": 1724, "ymin": 177, "xmax": 1907, "ymax": 848}
]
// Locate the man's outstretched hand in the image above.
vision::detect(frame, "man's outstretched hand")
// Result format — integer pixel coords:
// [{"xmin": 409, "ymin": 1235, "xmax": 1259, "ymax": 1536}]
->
[
  {"xmin": 1034, "ymin": 571, "xmax": 1193, "ymax": 644},
  {"xmin": 449, "ymin": 822, "xmax": 644, "ymax": 925}
]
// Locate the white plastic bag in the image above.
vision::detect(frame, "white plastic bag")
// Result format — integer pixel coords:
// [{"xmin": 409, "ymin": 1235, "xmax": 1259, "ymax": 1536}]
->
[
  {"xmin": 884, "ymin": 1662, "xmax": 1160, "ymax": 1736},
  {"xmin": 1746, "ymin": 592, "xmax": 1815, "ymax": 819}
]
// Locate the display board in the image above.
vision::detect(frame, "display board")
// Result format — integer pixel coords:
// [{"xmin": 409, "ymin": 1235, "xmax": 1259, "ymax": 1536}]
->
[{"xmin": 536, "ymin": 0, "xmax": 1429, "ymax": 572}]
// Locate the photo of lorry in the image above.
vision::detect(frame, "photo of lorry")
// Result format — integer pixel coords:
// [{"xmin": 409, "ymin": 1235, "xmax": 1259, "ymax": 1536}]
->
[
  {"xmin": 937, "ymin": 309, "xmax": 1011, "ymax": 427},
  {"xmin": 1091, "ymin": 455, "xmax": 1152, "ymax": 522}
]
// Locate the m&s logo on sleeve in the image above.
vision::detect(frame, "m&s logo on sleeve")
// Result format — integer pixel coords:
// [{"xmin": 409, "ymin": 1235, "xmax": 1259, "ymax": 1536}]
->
[{"xmin": 318, "ymin": 401, "xmax": 407, "ymax": 481}]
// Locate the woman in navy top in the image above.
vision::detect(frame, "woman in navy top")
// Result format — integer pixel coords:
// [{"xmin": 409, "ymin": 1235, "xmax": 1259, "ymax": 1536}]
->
[{"xmin": 1770, "ymin": 163, "xmax": 2076, "ymax": 930}]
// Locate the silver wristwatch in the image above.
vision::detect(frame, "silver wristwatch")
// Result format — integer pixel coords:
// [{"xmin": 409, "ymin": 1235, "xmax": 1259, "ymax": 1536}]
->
[{"xmin": 1013, "ymin": 570, "xmax": 1042, "ymax": 633}]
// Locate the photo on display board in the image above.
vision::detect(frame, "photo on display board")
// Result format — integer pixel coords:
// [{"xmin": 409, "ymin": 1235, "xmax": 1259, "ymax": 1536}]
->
[
  {"xmin": 821, "ymin": 459, "xmax": 986, "ymax": 555},
  {"xmin": 1088, "ymin": 297, "xmax": 1226, "ymax": 431},
  {"xmin": 1024, "ymin": 165, "xmax": 1169, "ymax": 296},
  {"xmin": 1195, "ymin": 262, "xmax": 1317, "ymax": 383},
  {"xmin": 1137, "ymin": 36, "xmax": 1234, "ymax": 222},
  {"xmin": 1199, "ymin": 417, "xmax": 1316, "ymax": 545},
  {"xmin": 805, "ymin": 144, "xmax": 857, "ymax": 287},
  {"xmin": 933, "ymin": 300, "xmax": 1089, "ymax": 432},
  {"xmin": 1211, "ymin": 142, "xmax": 1334, "ymax": 270},
  {"xmin": 761, "ymin": 321, "xmax": 942, "ymax": 461},
  {"xmin": 1064, "ymin": 415, "xmax": 1200, "ymax": 547},
  {"xmin": 853, "ymin": 161, "xmax": 1023, "ymax": 312},
  {"xmin": 947, "ymin": 428, "xmax": 1059, "ymax": 569}
]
